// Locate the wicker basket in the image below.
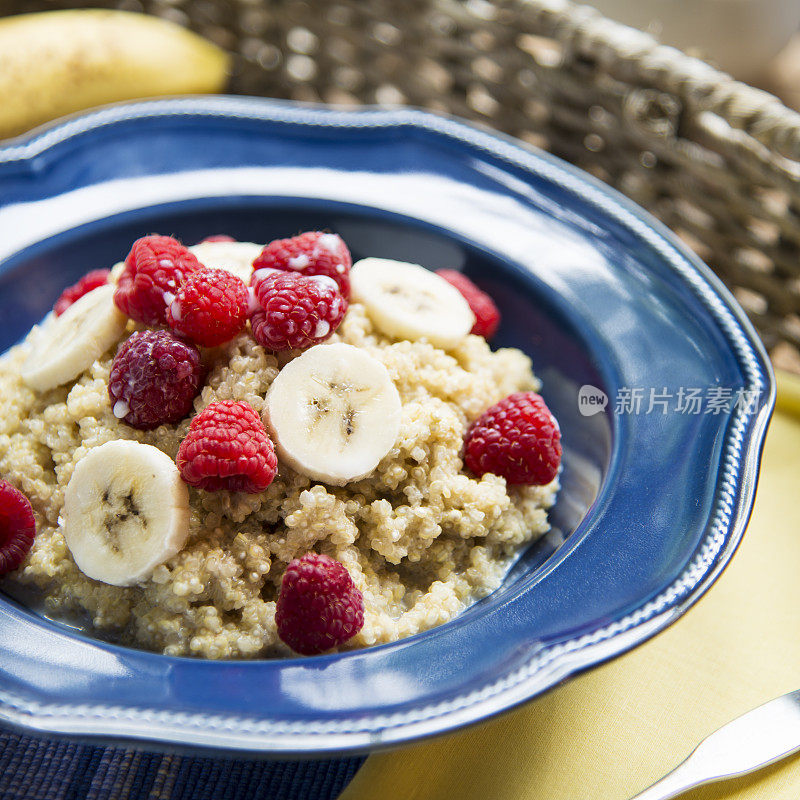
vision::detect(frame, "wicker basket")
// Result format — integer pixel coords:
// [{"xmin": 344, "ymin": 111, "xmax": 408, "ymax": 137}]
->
[{"xmin": 10, "ymin": 0, "xmax": 800, "ymax": 372}]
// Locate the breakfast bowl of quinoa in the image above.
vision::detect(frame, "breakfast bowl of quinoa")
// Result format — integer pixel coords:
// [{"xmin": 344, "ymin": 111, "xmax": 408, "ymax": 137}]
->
[
  {"xmin": 0, "ymin": 98, "xmax": 772, "ymax": 754},
  {"xmin": 1, "ymin": 231, "xmax": 562, "ymax": 660}
]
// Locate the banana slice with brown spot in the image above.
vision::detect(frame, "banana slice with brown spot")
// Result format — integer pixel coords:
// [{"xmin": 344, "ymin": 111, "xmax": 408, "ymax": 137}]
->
[
  {"xmin": 62, "ymin": 440, "xmax": 190, "ymax": 586},
  {"xmin": 263, "ymin": 342, "xmax": 401, "ymax": 485},
  {"xmin": 350, "ymin": 258, "xmax": 475, "ymax": 348}
]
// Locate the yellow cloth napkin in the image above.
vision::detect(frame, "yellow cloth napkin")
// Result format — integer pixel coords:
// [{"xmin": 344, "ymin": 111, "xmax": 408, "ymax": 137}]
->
[{"xmin": 341, "ymin": 373, "xmax": 800, "ymax": 800}]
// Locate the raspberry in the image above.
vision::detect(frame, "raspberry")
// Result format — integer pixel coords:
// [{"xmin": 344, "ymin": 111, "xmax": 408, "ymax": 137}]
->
[
  {"xmin": 250, "ymin": 272, "xmax": 347, "ymax": 351},
  {"xmin": 114, "ymin": 235, "xmax": 201, "ymax": 325},
  {"xmin": 166, "ymin": 267, "xmax": 249, "ymax": 347},
  {"xmin": 199, "ymin": 234, "xmax": 236, "ymax": 243},
  {"xmin": 177, "ymin": 401, "xmax": 277, "ymax": 493},
  {"xmin": 252, "ymin": 231, "xmax": 352, "ymax": 299},
  {"xmin": 436, "ymin": 269, "xmax": 501, "ymax": 339},
  {"xmin": 108, "ymin": 330, "xmax": 204, "ymax": 430},
  {"xmin": 0, "ymin": 481, "xmax": 36, "ymax": 576},
  {"xmin": 464, "ymin": 392, "xmax": 561, "ymax": 485},
  {"xmin": 276, "ymin": 553, "xmax": 365, "ymax": 655},
  {"xmin": 53, "ymin": 269, "xmax": 111, "ymax": 316}
]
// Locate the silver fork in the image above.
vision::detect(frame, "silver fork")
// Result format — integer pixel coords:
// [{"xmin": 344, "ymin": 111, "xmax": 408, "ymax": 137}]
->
[{"xmin": 629, "ymin": 689, "xmax": 800, "ymax": 799}]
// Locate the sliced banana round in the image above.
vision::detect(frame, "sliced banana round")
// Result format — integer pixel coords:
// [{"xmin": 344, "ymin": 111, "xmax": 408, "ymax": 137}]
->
[
  {"xmin": 109, "ymin": 260, "xmax": 125, "ymax": 284},
  {"xmin": 264, "ymin": 342, "xmax": 401, "ymax": 486},
  {"xmin": 20, "ymin": 283, "xmax": 127, "ymax": 392},
  {"xmin": 22, "ymin": 310, "xmax": 56, "ymax": 354},
  {"xmin": 189, "ymin": 240, "xmax": 263, "ymax": 284},
  {"xmin": 350, "ymin": 258, "xmax": 475, "ymax": 349},
  {"xmin": 62, "ymin": 440, "xmax": 190, "ymax": 587}
]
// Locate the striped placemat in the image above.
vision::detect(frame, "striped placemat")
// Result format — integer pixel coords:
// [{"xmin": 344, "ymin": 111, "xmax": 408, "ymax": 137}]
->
[{"xmin": 0, "ymin": 730, "xmax": 364, "ymax": 800}]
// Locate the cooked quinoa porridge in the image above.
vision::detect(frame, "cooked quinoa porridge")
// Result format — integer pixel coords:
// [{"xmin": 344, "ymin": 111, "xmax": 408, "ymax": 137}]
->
[{"xmin": 0, "ymin": 233, "xmax": 560, "ymax": 659}]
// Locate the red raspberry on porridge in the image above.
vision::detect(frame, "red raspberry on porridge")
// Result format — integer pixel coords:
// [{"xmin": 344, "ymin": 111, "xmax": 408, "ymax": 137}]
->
[
  {"xmin": 464, "ymin": 391, "xmax": 561, "ymax": 486},
  {"xmin": 177, "ymin": 400, "xmax": 277, "ymax": 493},
  {"xmin": 53, "ymin": 269, "xmax": 111, "ymax": 316},
  {"xmin": 436, "ymin": 269, "xmax": 501, "ymax": 340},
  {"xmin": 0, "ymin": 481, "xmax": 36, "ymax": 576},
  {"xmin": 108, "ymin": 330, "xmax": 204, "ymax": 430},
  {"xmin": 250, "ymin": 271, "xmax": 347, "ymax": 351},
  {"xmin": 252, "ymin": 231, "xmax": 352, "ymax": 299},
  {"xmin": 166, "ymin": 267, "xmax": 249, "ymax": 348},
  {"xmin": 199, "ymin": 234, "xmax": 236, "ymax": 243},
  {"xmin": 276, "ymin": 553, "xmax": 365, "ymax": 655},
  {"xmin": 114, "ymin": 235, "xmax": 201, "ymax": 325}
]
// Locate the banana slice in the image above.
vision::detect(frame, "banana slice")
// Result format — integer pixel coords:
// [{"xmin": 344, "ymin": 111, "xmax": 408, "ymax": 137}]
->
[
  {"xmin": 264, "ymin": 342, "xmax": 401, "ymax": 485},
  {"xmin": 189, "ymin": 241, "xmax": 263, "ymax": 284},
  {"xmin": 62, "ymin": 440, "xmax": 190, "ymax": 587},
  {"xmin": 350, "ymin": 258, "xmax": 475, "ymax": 349},
  {"xmin": 20, "ymin": 283, "xmax": 127, "ymax": 392}
]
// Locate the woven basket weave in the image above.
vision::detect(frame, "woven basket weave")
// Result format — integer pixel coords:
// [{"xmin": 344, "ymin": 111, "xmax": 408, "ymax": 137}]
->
[{"xmin": 10, "ymin": 0, "xmax": 800, "ymax": 371}]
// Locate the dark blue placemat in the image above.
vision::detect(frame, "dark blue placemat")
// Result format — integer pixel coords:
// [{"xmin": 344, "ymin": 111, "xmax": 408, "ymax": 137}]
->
[{"xmin": 0, "ymin": 730, "xmax": 364, "ymax": 800}]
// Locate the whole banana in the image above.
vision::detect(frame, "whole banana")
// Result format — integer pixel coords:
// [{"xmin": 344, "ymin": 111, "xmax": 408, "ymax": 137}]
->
[{"xmin": 0, "ymin": 9, "xmax": 230, "ymax": 140}]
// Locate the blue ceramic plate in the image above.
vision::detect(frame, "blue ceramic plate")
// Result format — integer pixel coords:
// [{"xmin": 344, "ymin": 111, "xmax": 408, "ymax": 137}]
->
[{"xmin": 0, "ymin": 97, "xmax": 773, "ymax": 755}]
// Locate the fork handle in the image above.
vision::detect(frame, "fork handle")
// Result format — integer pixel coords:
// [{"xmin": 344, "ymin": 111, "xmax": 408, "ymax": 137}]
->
[
  {"xmin": 629, "ymin": 689, "xmax": 800, "ymax": 800},
  {"xmin": 628, "ymin": 760, "xmax": 708, "ymax": 800}
]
